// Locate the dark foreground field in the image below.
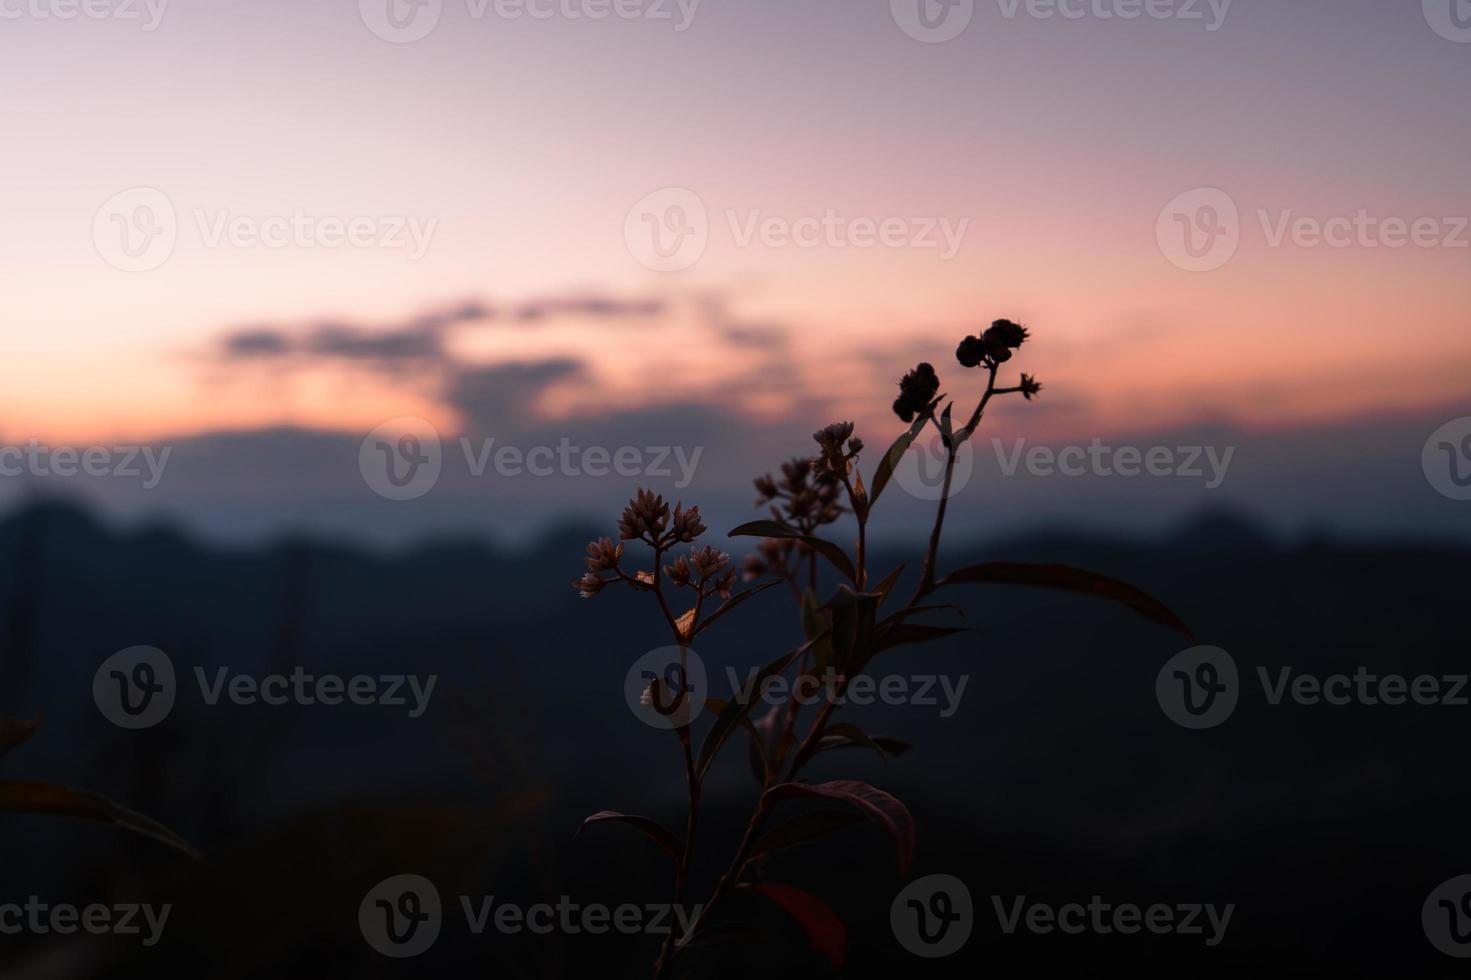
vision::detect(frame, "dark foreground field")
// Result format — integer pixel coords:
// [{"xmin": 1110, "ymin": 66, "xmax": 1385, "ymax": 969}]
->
[{"xmin": 1, "ymin": 501, "xmax": 1467, "ymax": 978}]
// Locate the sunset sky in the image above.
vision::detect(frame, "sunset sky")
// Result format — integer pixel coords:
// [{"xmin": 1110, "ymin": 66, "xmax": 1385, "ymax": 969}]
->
[{"xmin": 2, "ymin": 0, "xmax": 1468, "ymax": 544}]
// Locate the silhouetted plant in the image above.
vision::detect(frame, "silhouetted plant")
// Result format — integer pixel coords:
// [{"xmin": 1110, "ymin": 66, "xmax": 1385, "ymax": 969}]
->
[
  {"xmin": 573, "ymin": 322, "xmax": 1192, "ymax": 977},
  {"xmin": 0, "ymin": 714, "xmax": 200, "ymax": 858}
]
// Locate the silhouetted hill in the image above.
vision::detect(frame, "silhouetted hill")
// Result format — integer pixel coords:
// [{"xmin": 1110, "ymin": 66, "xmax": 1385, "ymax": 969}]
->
[{"xmin": 1, "ymin": 500, "xmax": 1468, "ymax": 978}]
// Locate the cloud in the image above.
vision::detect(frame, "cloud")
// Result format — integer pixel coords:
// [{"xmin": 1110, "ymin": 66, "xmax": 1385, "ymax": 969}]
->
[
  {"xmin": 212, "ymin": 294, "xmax": 663, "ymax": 371},
  {"xmin": 448, "ymin": 358, "xmax": 585, "ymax": 428}
]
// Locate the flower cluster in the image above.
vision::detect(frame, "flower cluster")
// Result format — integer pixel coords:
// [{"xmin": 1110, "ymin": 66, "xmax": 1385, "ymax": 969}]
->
[
  {"xmin": 956, "ymin": 318, "xmax": 1030, "ymax": 367},
  {"xmin": 892, "ymin": 362, "xmax": 941, "ymax": 423},
  {"xmin": 753, "ymin": 456, "xmax": 843, "ymax": 532},
  {"xmin": 575, "ymin": 491, "xmax": 718, "ymax": 598},
  {"xmin": 665, "ymin": 545, "xmax": 736, "ymax": 599},
  {"xmin": 812, "ymin": 421, "xmax": 863, "ymax": 477}
]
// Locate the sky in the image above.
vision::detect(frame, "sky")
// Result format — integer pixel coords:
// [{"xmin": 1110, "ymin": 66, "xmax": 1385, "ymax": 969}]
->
[{"xmin": 1, "ymin": 0, "xmax": 1469, "ymax": 546}]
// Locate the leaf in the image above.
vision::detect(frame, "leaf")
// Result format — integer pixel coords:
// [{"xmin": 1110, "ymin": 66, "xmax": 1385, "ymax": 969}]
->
[
  {"xmin": 705, "ymin": 699, "xmax": 772, "ymax": 784},
  {"xmin": 763, "ymin": 780, "xmax": 915, "ymax": 876},
  {"xmin": 0, "ymin": 716, "xmax": 41, "ymax": 759},
  {"xmin": 739, "ymin": 883, "xmax": 848, "ymax": 972},
  {"xmin": 575, "ymin": 810, "xmax": 681, "ymax": 859},
  {"xmin": 876, "ymin": 623, "xmax": 975, "ymax": 653},
  {"xmin": 694, "ymin": 580, "xmax": 781, "ymax": 639},
  {"xmin": 800, "ymin": 590, "xmax": 836, "ymax": 673},
  {"xmin": 696, "ymin": 634, "xmax": 825, "ymax": 781},
  {"xmin": 873, "ymin": 564, "xmax": 905, "ymax": 607},
  {"xmin": 869, "ymin": 416, "xmax": 928, "ymax": 510},
  {"xmin": 815, "ymin": 733, "xmax": 912, "ymax": 759},
  {"xmin": 826, "ymin": 587, "xmax": 881, "ymax": 671},
  {"xmin": 816, "ymin": 722, "xmax": 896, "ymax": 760},
  {"xmin": 728, "ymin": 521, "xmax": 855, "ymax": 583},
  {"xmin": 749, "ymin": 809, "xmax": 867, "ymax": 861},
  {"xmin": 0, "ymin": 782, "xmax": 201, "ymax": 859},
  {"xmin": 877, "ymin": 603, "xmax": 963, "ymax": 630},
  {"xmin": 939, "ymin": 562, "xmax": 1194, "ymax": 637}
]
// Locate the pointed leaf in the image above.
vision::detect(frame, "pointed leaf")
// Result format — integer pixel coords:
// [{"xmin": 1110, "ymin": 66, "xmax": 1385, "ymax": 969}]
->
[
  {"xmin": 816, "ymin": 722, "xmax": 896, "ymax": 760},
  {"xmin": 697, "ymin": 634, "xmax": 824, "ymax": 781},
  {"xmin": 877, "ymin": 623, "xmax": 975, "ymax": 653},
  {"xmin": 739, "ymin": 883, "xmax": 848, "ymax": 972},
  {"xmin": 729, "ymin": 521, "xmax": 855, "ymax": 583},
  {"xmin": 816, "ymin": 733, "xmax": 912, "ymax": 759},
  {"xmin": 939, "ymin": 562, "xmax": 1194, "ymax": 637},
  {"xmin": 0, "ymin": 717, "xmax": 41, "ymax": 759},
  {"xmin": 826, "ymin": 587, "xmax": 881, "ymax": 671},
  {"xmin": 694, "ymin": 580, "xmax": 781, "ymax": 639},
  {"xmin": 705, "ymin": 699, "xmax": 772, "ymax": 784},
  {"xmin": 750, "ymin": 809, "xmax": 867, "ymax": 861},
  {"xmin": 0, "ymin": 782, "xmax": 200, "ymax": 859},
  {"xmin": 869, "ymin": 416, "xmax": 928, "ymax": 510},
  {"xmin": 763, "ymin": 780, "xmax": 915, "ymax": 875},
  {"xmin": 873, "ymin": 564, "xmax": 905, "ymax": 607},
  {"xmin": 576, "ymin": 810, "xmax": 681, "ymax": 859}
]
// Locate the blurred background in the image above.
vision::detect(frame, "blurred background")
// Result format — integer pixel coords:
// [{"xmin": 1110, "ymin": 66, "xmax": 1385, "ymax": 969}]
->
[{"xmin": 1, "ymin": 0, "xmax": 1469, "ymax": 976}]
